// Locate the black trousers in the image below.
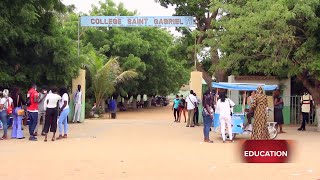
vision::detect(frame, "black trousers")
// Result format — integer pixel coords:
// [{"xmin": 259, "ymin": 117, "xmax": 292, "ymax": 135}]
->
[
  {"xmin": 174, "ymin": 108, "xmax": 179, "ymax": 121},
  {"xmin": 193, "ymin": 107, "xmax": 199, "ymax": 124},
  {"xmin": 43, "ymin": 108, "xmax": 58, "ymax": 133},
  {"xmin": 301, "ymin": 112, "xmax": 309, "ymax": 130}
]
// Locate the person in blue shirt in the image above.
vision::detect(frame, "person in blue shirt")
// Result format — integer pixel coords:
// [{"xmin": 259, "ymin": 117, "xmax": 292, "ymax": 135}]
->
[{"xmin": 172, "ymin": 95, "xmax": 180, "ymax": 122}]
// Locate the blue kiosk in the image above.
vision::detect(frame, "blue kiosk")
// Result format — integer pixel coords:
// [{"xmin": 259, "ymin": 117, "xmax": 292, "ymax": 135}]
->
[{"xmin": 211, "ymin": 82, "xmax": 278, "ymax": 139}]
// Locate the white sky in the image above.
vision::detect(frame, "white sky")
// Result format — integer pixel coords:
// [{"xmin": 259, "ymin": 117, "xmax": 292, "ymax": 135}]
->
[{"xmin": 62, "ymin": 0, "xmax": 176, "ymax": 16}]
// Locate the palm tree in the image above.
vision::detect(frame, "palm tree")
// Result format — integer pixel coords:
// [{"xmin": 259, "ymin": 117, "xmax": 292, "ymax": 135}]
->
[{"xmin": 86, "ymin": 56, "xmax": 138, "ymax": 107}]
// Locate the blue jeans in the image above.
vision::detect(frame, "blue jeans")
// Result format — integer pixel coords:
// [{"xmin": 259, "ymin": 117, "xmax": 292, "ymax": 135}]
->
[
  {"xmin": 12, "ymin": 107, "xmax": 23, "ymax": 138},
  {"xmin": 59, "ymin": 108, "xmax": 70, "ymax": 135},
  {"xmin": 0, "ymin": 111, "xmax": 8, "ymax": 137},
  {"xmin": 203, "ymin": 114, "xmax": 213, "ymax": 139},
  {"xmin": 28, "ymin": 111, "xmax": 38, "ymax": 136}
]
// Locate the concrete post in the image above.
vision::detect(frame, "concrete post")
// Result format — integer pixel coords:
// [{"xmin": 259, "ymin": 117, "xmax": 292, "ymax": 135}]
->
[{"xmin": 190, "ymin": 71, "xmax": 203, "ymax": 124}]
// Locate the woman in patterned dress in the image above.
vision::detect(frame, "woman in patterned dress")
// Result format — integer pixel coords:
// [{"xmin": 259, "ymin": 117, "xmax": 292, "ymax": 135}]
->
[{"xmin": 250, "ymin": 86, "xmax": 270, "ymax": 140}]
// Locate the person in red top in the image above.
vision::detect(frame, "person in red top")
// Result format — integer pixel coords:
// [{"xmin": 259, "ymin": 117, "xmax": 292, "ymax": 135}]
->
[{"xmin": 27, "ymin": 83, "xmax": 39, "ymax": 141}]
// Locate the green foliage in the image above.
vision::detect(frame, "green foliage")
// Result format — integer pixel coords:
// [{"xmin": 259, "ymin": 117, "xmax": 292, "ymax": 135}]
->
[
  {"xmin": 212, "ymin": 0, "xmax": 320, "ymax": 98},
  {"xmin": 0, "ymin": 0, "xmax": 82, "ymax": 89},
  {"xmin": 85, "ymin": 56, "xmax": 138, "ymax": 106},
  {"xmin": 81, "ymin": 0, "xmax": 191, "ymax": 97}
]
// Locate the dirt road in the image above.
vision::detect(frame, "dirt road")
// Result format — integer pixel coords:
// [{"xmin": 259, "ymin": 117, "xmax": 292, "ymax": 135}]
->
[{"xmin": 0, "ymin": 106, "xmax": 319, "ymax": 180}]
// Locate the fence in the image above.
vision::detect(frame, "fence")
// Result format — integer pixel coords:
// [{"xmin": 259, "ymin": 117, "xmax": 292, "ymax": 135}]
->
[{"xmin": 233, "ymin": 95, "xmax": 317, "ymax": 125}]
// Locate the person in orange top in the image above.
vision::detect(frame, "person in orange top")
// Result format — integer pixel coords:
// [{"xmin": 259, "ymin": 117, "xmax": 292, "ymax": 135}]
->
[{"xmin": 27, "ymin": 83, "xmax": 39, "ymax": 141}]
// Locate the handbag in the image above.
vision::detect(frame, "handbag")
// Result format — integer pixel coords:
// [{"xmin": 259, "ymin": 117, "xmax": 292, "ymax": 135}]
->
[
  {"xmin": 16, "ymin": 95, "xmax": 25, "ymax": 116},
  {"xmin": 6, "ymin": 98, "xmax": 13, "ymax": 114}
]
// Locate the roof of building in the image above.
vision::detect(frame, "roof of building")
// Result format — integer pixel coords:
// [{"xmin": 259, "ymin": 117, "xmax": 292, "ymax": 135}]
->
[{"xmin": 235, "ymin": 76, "xmax": 277, "ymax": 80}]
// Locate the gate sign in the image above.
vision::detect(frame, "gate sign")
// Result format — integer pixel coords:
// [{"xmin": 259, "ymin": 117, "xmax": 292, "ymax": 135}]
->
[{"xmin": 80, "ymin": 16, "xmax": 195, "ymax": 27}]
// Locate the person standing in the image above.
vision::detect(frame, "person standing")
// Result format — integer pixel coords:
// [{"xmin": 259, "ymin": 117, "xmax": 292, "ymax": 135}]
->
[
  {"xmin": 244, "ymin": 91, "xmax": 255, "ymax": 131},
  {"xmin": 250, "ymin": 86, "xmax": 270, "ymax": 140},
  {"xmin": 216, "ymin": 92, "xmax": 235, "ymax": 143},
  {"xmin": 172, "ymin": 95, "xmax": 180, "ymax": 122},
  {"xmin": 185, "ymin": 90, "xmax": 198, "ymax": 127},
  {"xmin": 43, "ymin": 87, "xmax": 61, "ymax": 142},
  {"xmin": 27, "ymin": 83, "xmax": 39, "ymax": 141},
  {"xmin": 274, "ymin": 89, "xmax": 285, "ymax": 133},
  {"xmin": 298, "ymin": 90, "xmax": 313, "ymax": 131},
  {"xmin": 178, "ymin": 95, "xmax": 187, "ymax": 123},
  {"xmin": 0, "ymin": 91, "xmax": 8, "ymax": 140},
  {"xmin": 0, "ymin": 89, "xmax": 13, "ymax": 139},
  {"xmin": 202, "ymin": 90, "xmax": 214, "ymax": 143},
  {"xmin": 193, "ymin": 93, "xmax": 200, "ymax": 126},
  {"xmin": 11, "ymin": 87, "xmax": 25, "ymax": 139},
  {"xmin": 57, "ymin": 87, "xmax": 70, "ymax": 139},
  {"xmin": 36, "ymin": 86, "xmax": 48, "ymax": 136},
  {"xmin": 73, "ymin": 85, "xmax": 82, "ymax": 123}
]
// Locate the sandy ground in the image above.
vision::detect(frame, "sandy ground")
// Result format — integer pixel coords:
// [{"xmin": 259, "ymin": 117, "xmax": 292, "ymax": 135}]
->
[{"xmin": 0, "ymin": 105, "xmax": 320, "ymax": 180}]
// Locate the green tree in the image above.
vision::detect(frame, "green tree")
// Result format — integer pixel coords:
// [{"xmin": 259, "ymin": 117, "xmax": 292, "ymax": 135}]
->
[
  {"xmin": 82, "ymin": 0, "xmax": 190, "ymax": 103},
  {"xmin": 85, "ymin": 55, "xmax": 138, "ymax": 106},
  {"xmin": 156, "ymin": 0, "xmax": 224, "ymax": 83},
  {"xmin": 212, "ymin": 0, "xmax": 320, "ymax": 128},
  {"xmin": 0, "ymin": 0, "xmax": 81, "ymax": 89}
]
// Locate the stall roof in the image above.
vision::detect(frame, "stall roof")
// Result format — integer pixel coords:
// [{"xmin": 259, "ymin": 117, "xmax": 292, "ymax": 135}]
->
[{"xmin": 212, "ymin": 82, "xmax": 278, "ymax": 91}]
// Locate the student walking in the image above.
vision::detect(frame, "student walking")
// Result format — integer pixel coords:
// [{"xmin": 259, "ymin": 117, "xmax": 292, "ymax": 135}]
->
[
  {"xmin": 298, "ymin": 90, "xmax": 313, "ymax": 131},
  {"xmin": 202, "ymin": 90, "xmax": 214, "ymax": 143},
  {"xmin": 172, "ymin": 95, "xmax": 180, "ymax": 122},
  {"xmin": 43, "ymin": 87, "xmax": 61, "ymax": 142},
  {"xmin": 11, "ymin": 87, "xmax": 25, "ymax": 139},
  {"xmin": 185, "ymin": 90, "xmax": 198, "ymax": 127},
  {"xmin": 0, "ymin": 91, "xmax": 8, "ymax": 140},
  {"xmin": 178, "ymin": 95, "xmax": 187, "ymax": 123},
  {"xmin": 57, "ymin": 87, "xmax": 70, "ymax": 139},
  {"xmin": 27, "ymin": 83, "xmax": 39, "ymax": 141},
  {"xmin": 36, "ymin": 86, "xmax": 48, "ymax": 136},
  {"xmin": 216, "ymin": 92, "xmax": 235, "ymax": 143}
]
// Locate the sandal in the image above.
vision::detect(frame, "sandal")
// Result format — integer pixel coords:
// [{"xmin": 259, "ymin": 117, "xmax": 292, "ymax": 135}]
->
[
  {"xmin": 63, "ymin": 134, "xmax": 67, "ymax": 138},
  {"xmin": 44, "ymin": 139, "xmax": 47, "ymax": 142},
  {"xmin": 207, "ymin": 140, "xmax": 214, "ymax": 143},
  {"xmin": 56, "ymin": 135, "xmax": 63, "ymax": 140}
]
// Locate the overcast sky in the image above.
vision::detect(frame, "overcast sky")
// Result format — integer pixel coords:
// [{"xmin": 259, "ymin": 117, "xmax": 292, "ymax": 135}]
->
[
  {"xmin": 62, "ymin": 0, "xmax": 182, "ymax": 35},
  {"xmin": 62, "ymin": 0, "xmax": 176, "ymax": 16}
]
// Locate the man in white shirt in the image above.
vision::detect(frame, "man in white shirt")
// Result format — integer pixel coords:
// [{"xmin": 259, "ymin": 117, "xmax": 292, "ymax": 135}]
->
[
  {"xmin": 298, "ymin": 90, "xmax": 313, "ymax": 131},
  {"xmin": 185, "ymin": 90, "xmax": 198, "ymax": 127},
  {"xmin": 73, "ymin": 85, "xmax": 82, "ymax": 123}
]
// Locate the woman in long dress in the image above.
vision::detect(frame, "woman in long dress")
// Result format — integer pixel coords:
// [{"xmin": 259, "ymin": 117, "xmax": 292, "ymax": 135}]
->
[
  {"xmin": 273, "ymin": 89, "xmax": 285, "ymax": 133},
  {"xmin": 250, "ymin": 86, "xmax": 269, "ymax": 140}
]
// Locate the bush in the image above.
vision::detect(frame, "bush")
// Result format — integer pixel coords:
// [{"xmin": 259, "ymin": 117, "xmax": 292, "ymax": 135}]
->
[{"xmin": 85, "ymin": 101, "xmax": 93, "ymax": 119}]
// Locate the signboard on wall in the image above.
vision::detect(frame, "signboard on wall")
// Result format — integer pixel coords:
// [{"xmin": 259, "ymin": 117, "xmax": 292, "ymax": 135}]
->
[{"xmin": 80, "ymin": 16, "xmax": 195, "ymax": 27}]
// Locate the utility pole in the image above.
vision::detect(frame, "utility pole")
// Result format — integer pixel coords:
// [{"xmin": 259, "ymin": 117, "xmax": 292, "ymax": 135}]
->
[
  {"xmin": 194, "ymin": 35, "xmax": 197, "ymax": 71},
  {"xmin": 78, "ymin": 14, "xmax": 80, "ymax": 59}
]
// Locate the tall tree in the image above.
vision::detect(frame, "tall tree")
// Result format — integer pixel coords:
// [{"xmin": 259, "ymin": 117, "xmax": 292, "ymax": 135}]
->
[
  {"xmin": 213, "ymin": 0, "xmax": 320, "ymax": 128},
  {"xmin": 0, "ymin": 0, "xmax": 81, "ymax": 89},
  {"xmin": 82, "ymin": 0, "xmax": 190, "ymax": 101},
  {"xmin": 156, "ymin": 0, "xmax": 224, "ymax": 83}
]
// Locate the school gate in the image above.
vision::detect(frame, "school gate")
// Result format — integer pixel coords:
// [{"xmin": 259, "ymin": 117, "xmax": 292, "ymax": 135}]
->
[{"xmin": 71, "ymin": 16, "xmax": 201, "ymax": 122}]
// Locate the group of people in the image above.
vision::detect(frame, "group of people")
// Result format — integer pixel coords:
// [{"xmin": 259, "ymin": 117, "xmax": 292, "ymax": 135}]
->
[
  {"xmin": 172, "ymin": 90, "xmax": 200, "ymax": 127},
  {"xmin": 0, "ymin": 83, "xmax": 83, "ymax": 142},
  {"xmin": 176, "ymin": 86, "xmax": 292, "ymax": 144}
]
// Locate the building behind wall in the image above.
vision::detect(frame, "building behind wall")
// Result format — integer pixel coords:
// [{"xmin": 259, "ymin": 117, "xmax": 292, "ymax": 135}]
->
[{"xmin": 228, "ymin": 75, "xmax": 291, "ymax": 124}]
